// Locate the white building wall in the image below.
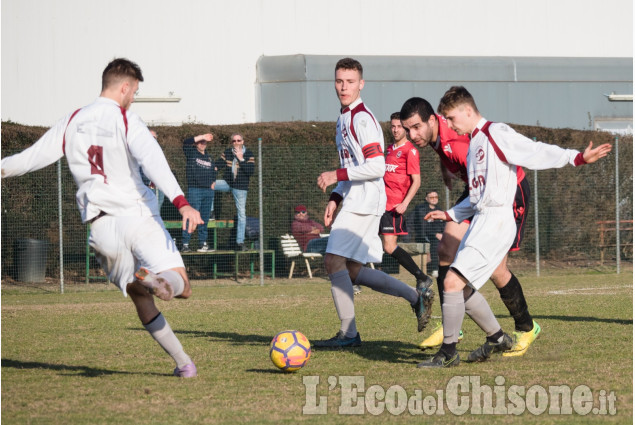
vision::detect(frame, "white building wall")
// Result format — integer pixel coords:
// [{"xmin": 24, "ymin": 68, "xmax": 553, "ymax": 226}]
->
[{"xmin": 1, "ymin": 0, "xmax": 632, "ymax": 126}]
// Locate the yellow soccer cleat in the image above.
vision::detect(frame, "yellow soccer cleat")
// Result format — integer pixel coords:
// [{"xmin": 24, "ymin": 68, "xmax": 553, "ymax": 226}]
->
[
  {"xmin": 419, "ymin": 324, "xmax": 463, "ymax": 350},
  {"xmin": 503, "ymin": 320, "xmax": 541, "ymax": 357}
]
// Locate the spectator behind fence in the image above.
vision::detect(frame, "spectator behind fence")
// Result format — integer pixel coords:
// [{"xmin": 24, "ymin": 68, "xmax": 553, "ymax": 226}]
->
[
  {"xmin": 413, "ymin": 190, "xmax": 446, "ymax": 277},
  {"xmin": 212, "ymin": 133, "xmax": 255, "ymax": 251},
  {"xmin": 291, "ymin": 204, "xmax": 327, "ymax": 254},
  {"xmin": 181, "ymin": 133, "xmax": 217, "ymax": 253},
  {"xmin": 0, "ymin": 57, "xmax": 203, "ymax": 378}
]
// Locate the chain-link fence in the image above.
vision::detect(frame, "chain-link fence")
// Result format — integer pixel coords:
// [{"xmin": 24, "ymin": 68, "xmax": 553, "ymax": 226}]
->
[{"xmin": 1, "ymin": 122, "xmax": 632, "ymax": 291}]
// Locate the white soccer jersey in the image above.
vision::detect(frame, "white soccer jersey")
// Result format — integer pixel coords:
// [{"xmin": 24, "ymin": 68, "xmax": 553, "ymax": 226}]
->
[
  {"xmin": 448, "ymin": 117, "xmax": 585, "ymax": 288},
  {"xmin": 1, "ymin": 97, "xmax": 187, "ymax": 222},
  {"xmin": 449, "ymin": 118, "xmax": 584, "ymax": 222},
  {"xmin": 332, "ymin": 97, "xmax": 386, "ymax": 216}
]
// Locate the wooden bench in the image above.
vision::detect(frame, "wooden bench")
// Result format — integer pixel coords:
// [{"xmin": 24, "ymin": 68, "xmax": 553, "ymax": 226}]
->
[
  {"xmin": 164, "ymin": 220, "xmax": 274, "ymax": 280},
  {"xmin": 86, "ymin": 219, "xmax": 274, "ymax": 282},
  {"xmin": 597, "ymin": 220, "xmax": 633, "ymax": 264}
]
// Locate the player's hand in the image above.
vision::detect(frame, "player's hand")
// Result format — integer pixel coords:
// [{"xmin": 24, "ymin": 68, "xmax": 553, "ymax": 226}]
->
[
  {"xmin": 324, "ymin": 201, "xmax": 337, "ymax": 227},
  {"xmin": 424, "ymin": 210, "xmax": 450, "ymax": 222},
  {"xmin": 179, "ymin": 205, "xmax": 204, "ymax": 233},
  {"xmin": 582, "ymin": 141, "xmax": 612, "ymax": 164},
  {"xmin": 395, "ymin": 202, "xmax": 408, "ymax": 215},
  {"xmin": 317, "ymin": 171, "xmax": 338, "ymax": 193}
]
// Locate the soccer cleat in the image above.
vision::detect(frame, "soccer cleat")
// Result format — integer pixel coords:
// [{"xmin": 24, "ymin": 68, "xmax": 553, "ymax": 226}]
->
[
  {"xmin": 417, "ymin": 349, "xmax": 460, "ymax": 368},
  {"xmin": 173, "ymin": 362, "xmax": 197, "ymax": 378},
  {"xmin": 313, "ymin": 331, "xmax": 362, "ymax": 349},
  {"xmin": 197, "ymin": 243, "xmax": 210, "ymax": 253},
  {"xmin": 419, "ymin": 326, "xmax": 464, "ymax": 350},
  {"xmin": 134, "ymin": 267, "xmax": 174, "ymax": 301},
  {"xmin": 353, "ymin": 285, "xmax": 362, "ymax": 295},
  {"xmin": 181, "ymin": 244, "xmax": 191, "ymax": 253},
  {"xmin": 503, "ymin": 320, "xmax": 541, "ymax": 357},
  {"xmin": 237, "ymin": 243, "xmax": 249, "ymax": 252},
  {"xmin": 412, "ymin": 281, "xmax": 434, "ymax": 332},
  {"xmin": 466, "ymin": 333, "xmax": 513, "ymax": 362},
  {"xmin": 416, "ymin": 275, "xmax": 433, "ymax": 291}
]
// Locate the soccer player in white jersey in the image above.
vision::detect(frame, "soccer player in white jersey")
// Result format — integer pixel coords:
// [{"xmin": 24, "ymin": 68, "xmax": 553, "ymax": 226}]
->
[
  {"xmin": 418, "ymin": 86, "xmax": 612, "ymax": 368},
  {"xmin": 1, "ymin": 58, "xmax": 204, "ymax": 377},
  {"xmin": 314, "ymin": 58, "xmax": 430, "ymax": 348}
]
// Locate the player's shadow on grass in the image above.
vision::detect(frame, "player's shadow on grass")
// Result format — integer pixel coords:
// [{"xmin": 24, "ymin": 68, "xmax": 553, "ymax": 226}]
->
[
  {"xmin": 171, "ymin": 330, "xmax": 424, "ymax": 365},
  {"xmin": 1, "ymin": 358, "xmax": 141, "ymax": 377},
  {"xmin": 174, "ymin": 329, "xmax": 273, "ymax": 346},
  {"xmin": 494, "ymin": 314, "xmax": 632, "ymax": 325}
]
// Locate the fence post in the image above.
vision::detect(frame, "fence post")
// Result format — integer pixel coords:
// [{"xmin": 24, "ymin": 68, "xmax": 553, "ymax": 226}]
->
[
  {"xmin": 615, "ymin": 136, "xmax": 620, "ymax": 274},
  {"xmin": 534, "ymin": 170, "xmax": 540, "ymax": 276},
  {"xmin": 258, "ymin": 137, "xmax": 264, "ymax": 286},
  {"xmin": 57, "ymin": 159, "xmax": 64, "ymax": 294}
]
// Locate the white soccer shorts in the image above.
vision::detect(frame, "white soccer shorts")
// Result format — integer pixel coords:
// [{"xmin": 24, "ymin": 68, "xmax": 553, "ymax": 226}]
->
[
  {"xmin": 88, "ymin": 216, "xmax": 184, "ymax": 296},
  {"xmin": 326, "ymin": 210, "xmax": 383, "ymax": 264},
  {"xmin": 451, "ymin": 209, "xmax": 516, "ymax": 290}
]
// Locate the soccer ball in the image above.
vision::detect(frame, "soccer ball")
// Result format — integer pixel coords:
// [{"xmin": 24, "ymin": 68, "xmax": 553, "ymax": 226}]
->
[{"xmin": 269, "ymin": 330, "xmax": 311, "ymax": 372}]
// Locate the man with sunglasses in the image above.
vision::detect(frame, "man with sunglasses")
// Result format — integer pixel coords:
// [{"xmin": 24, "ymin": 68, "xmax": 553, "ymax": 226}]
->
[{"xmin": 213, "ymin": 133, "xmax": 255, "ymax": 251}]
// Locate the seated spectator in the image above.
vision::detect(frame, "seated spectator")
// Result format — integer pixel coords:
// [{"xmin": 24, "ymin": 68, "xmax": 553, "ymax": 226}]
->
[{"xmin": 291, "ymin": 205, "xmax": 327, "ymax": 254}]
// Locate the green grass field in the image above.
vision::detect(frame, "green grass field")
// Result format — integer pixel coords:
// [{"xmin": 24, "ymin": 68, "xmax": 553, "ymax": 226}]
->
[{"xmin": 2, "ymin": 270, "xmax": 632, "ymax": 424}]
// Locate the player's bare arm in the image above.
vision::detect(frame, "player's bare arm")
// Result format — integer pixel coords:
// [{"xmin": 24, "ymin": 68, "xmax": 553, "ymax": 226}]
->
[
  {"xmin": 395, "ymin": 173, "xmax": 421, "ymax": 215},
  {"xmin": 317, "ymin": 171, "xmax": 338, "ymax": 192},
  {"xmin": 424, "ymin": 210, "xmax": 452, "ymax": 222},
  {"xmin": 582, "ymin": 141, "xmax": 612, "ymax": 164},
  {"xmin": 179, "ymin": 205, "xmax": 204, "ymax": 233},
  {"xmin": 323, "ymin": 200, "xmax": 338, "ymax": 227}
]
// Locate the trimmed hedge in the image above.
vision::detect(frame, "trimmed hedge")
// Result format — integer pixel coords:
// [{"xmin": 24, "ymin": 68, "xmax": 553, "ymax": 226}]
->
[{"xmin": 1, "ymin": 120, "xmax": 632, "ymax": 280}]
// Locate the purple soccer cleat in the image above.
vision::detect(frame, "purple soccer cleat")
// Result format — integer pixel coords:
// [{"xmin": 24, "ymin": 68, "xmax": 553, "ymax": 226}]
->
[{"xmin": 173, "ymin": 362, "xmax": 197, "ymax": 378}]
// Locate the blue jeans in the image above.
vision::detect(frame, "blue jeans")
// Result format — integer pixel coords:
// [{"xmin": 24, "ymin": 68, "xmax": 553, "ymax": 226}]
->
[
  {"xmin": 213, "ymin": 180, "xmax": 248, "ymax": 244},
  {"xmin": 306, "ymin": 237, "xmax": 328, "ymax": 254},
  {"xmin": 182, "ymin": 187, "xmax": 214, "ymax": 245}
]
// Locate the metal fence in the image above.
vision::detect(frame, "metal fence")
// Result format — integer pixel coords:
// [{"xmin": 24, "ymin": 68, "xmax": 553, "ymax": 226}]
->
[{"xmin": 1, "ymin": 135, "xmax": 632, "ymax": 292}]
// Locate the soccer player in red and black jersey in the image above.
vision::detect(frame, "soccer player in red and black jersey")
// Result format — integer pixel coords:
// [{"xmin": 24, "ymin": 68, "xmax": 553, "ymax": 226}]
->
[{"xmin": 381, "ymin": 112, "xmax": 433, "ymax": 292}]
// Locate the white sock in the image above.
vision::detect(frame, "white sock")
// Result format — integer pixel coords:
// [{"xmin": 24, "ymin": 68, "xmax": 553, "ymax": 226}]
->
[
  {"xmin": 144, "ymin": 313, "xmax": 192, "ymax": 368},
  {"xmin": 157, "ymin": 270, "xmax": 185, "ymax": 297}
]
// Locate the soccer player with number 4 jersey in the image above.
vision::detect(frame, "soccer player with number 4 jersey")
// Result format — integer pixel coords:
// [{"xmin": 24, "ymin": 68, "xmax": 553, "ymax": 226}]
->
[{"xmin": 1, "ymin": 58, "xmax": 204, "ymax": 377}]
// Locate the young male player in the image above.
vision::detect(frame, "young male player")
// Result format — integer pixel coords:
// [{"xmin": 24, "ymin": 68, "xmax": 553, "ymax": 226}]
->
[
  {"xmin": 314, "ymin": 58, "xmax": 431, "ymax": 348},
  {"xmin": 401, "ymin": 97, "xmax": 537, "ymax": 360},
  {"xmin": 417, "ymin": 86, "xmax": 611, "ymax": 367},
  {"xmin": 381, "ymin": 112, "xmax": 434, "ymax": 292},
  {"xmin": 1, "ymin": 58, "xmax": 204, "ymax": 378}
]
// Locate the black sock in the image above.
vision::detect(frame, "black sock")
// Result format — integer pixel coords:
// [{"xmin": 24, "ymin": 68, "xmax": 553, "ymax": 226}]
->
[
  {"xmin": 390, "ymin": 246, "xmax": 427, "ymax": 281},
  {"xmin": 498, "ymin": 273, "xmax": 534, "ymax": 332},
  {"xmin": 440, "ymin": 342, "xmax": 457, "ymax": 357},
  {"xmin": 487, "ymin": 329, "xmax": 504, "ymax": 344},
  {"xmin": 436, "ymin": 265, "xmax": 450, "ymax": 307}
]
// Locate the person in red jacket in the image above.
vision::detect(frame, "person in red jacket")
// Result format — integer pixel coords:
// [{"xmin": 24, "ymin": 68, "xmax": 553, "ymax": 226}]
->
[{"xmin": 291, "ymin": 205, "xmax": 326, "ymax": 253}]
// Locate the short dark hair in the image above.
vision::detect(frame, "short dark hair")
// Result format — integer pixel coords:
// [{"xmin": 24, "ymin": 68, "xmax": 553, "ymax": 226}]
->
[
  {"xmin": 437, "ymin": 86, "xmax": 479, "ymax": 116},
  {"xmin": 400, "ymin": 97, "xmax": 436, "ymax": 122},
  {"xmin": 390, "ymin": 112, "xmax": 401, "ymax": 121},
  {"xmin": 335, "ymin": 57, "xmax": 363, "ymax": 78},
  {"xmin": 102, "ymin": 58, "xmax": 144, "ymax": 91}
]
